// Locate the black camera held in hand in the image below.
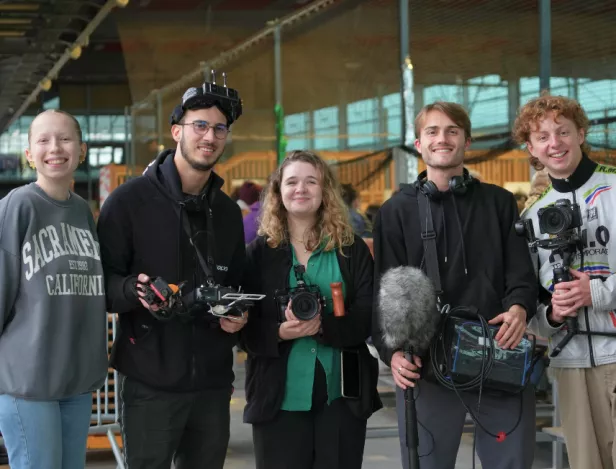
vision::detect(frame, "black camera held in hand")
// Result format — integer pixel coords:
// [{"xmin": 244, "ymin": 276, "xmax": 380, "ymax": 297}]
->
[
  {"xmin": 274, "ymin": 265, "xmax": 325, "ymax": 321},
  {"xmin": 195, "ymin": 283, "xmax": 265, "ymax": 321},
  {"xmin": 133, "ymin": 276, "xmax": 264, "ymax": 322},
  {"xmin": 537, "ymin": 198, "xmax": 583, "ymax": 236},
  {"xmin": 515, "ymin": 198, "xmax": 585, "ymax": 357}
]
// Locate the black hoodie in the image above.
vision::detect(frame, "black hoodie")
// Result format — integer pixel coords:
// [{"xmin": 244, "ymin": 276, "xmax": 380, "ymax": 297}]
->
[
  {"xmin": 372, "ymin": 178, "xmax": 537, "ymax": 366},
  {"xmin": 97, "ymin": 150, "xmax": 246, "ymax": 391}
]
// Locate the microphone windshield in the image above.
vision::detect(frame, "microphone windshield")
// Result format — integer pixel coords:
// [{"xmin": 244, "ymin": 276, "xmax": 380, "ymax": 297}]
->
[{"xmin": 378, "ymin": 266, "xmax": 439, "ymax": 354}]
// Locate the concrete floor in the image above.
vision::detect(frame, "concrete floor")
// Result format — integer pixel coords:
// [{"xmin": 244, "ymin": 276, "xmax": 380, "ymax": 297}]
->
[
  {"xmin": 84, "ymin": 355, "xmax": 567, "ymax": 469},
  {"xmin": 85, "ymin": 406, "xmax": 565, "ymax": 469}
]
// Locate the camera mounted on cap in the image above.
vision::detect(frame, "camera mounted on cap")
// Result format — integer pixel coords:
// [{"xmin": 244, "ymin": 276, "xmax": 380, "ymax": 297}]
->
[{"xmin": 170, "ymin": 69, "xmax": 243, "ymax": 126}]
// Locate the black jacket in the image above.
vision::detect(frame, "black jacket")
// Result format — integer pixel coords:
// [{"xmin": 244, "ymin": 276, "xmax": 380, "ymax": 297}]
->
[
  {"xmin": 372, "ymin": 179, "xmax": 537, "ymax": 366},
  {"xmin": 241, "ymin": 235, "xmax": 382, "ymax": 424},
  {"xmin": 97, "ymin": 150, "xmax": 246, "ymax": 391}
]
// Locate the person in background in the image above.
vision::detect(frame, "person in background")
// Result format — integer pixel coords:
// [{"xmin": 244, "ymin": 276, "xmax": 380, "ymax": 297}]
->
[
  {"xmin": 0, "ymin": 109, "xmax": 108, "ymax": 469},
  {"xmin": 240, "ymin": 181, "xmax": 263, "ymax": 244},
  {"xmin": 523, "ymin": 169, "xmax": 550, "ymax": 211},
  {"xmin": 237, "ymin": 180, "xmax": 261, "ymax": 214},
  {"xmin": 341, "ymin": 183, "xmax": 372, "ymax": 237},
  {"xmin": 243, "ymin": 198, "xmax": 262, "ymax": 244}
]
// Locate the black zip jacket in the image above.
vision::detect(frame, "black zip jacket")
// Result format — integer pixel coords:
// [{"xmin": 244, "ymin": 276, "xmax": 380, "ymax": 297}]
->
[
  {"xmin": 97, "ymin": 150, "xmax": 246, "ymax": 392},
  {"xmin": 372, "ymin": 180, "xmax": 537, "ymax": 366},
  {"xmin": 241, "ymin": 235, "xmax": 382, "ymax": 424}
]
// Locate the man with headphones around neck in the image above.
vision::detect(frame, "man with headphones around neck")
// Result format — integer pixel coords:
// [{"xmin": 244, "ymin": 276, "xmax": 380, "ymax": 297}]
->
[
  {"xmin": 372, "ymin": 101, "xmax": 538, "ymax": 469},
  {"xmin": 97, "ymin": 77, "xmax": 247, "ymax": 469}
]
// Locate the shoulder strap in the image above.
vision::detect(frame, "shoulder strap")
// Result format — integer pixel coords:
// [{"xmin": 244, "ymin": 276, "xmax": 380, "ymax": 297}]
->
[
  {"xmin": 178, "ymin": 202, "xmax": 217, "ymax": 285},
  {"xmin": 417, "ymin": 193, "xmax": 443, "ymax": 300}
]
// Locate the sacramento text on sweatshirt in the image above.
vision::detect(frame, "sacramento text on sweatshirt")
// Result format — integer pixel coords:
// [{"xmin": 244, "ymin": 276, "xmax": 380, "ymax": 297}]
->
[{"xmin": 0, "ymin": 183, "xmax": 108, "ymax": 400}]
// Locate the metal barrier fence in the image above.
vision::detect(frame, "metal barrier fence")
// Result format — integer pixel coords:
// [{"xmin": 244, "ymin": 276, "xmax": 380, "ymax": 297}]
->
[{"xmin": 98, "ymin": 313, "xmax": 125, "ymax": 468}]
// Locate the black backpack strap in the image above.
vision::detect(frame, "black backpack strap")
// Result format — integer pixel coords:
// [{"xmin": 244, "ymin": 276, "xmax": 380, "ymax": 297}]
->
[
  {"xmin": 417, "ymin": 193, "xmax": 443, "ymax": 303},
  {"xmin": 177, "ymin": 201, "xmax": 217, "ymax": 285}
]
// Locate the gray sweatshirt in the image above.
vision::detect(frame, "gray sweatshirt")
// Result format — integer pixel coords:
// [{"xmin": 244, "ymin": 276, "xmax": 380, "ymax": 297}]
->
[{"xmin": 0, "ymin": 183, "xmax": 108, "ymax": 400}]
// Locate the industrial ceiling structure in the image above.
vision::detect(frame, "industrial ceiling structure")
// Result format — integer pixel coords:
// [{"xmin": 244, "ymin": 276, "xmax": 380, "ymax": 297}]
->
[
  {"xmin": 0, "ymin": 0, "xmax": 314, "ymax": 133},
  {"xmin": 1, "ymin": 0, "xmax": 616, "ymax": 135}
]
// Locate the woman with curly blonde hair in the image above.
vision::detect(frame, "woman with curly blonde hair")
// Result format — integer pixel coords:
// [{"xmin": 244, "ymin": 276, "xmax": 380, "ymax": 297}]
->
[
  {"xmin": 258, "ymin": 150, "xmax": 355, "ymax": 251},
  {"xmin": 241, "ymin": 150, "xmax": 381, "ymax": 469}
]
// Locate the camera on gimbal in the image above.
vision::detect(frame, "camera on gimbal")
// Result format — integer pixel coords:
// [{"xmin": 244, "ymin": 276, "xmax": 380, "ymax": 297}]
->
[
  {"xmin": 515, "ymin": 198, "xmax": 585, "ymax": 253},
  {"xmin": 196, "ymin": 283, "xmax": 265, "ymax": 321},
  {"xmin": 515, "ymin": 198, "xmax": 586, "ymax": 357},
  {"xmin": 274, "ymin": 265, "xmax": 325, "ymax": 321}
]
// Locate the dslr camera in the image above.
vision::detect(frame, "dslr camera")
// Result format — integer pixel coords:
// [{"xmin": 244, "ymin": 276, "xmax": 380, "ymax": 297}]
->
[
  {"xmin": 515, "ymin": 198, "xmax": 584, "ymax": 253},
  {"xmin": 536, "ymin": 199, "xmax": 582, "ymax": 236},
  {"xmin": 196, "ymin": 283, "xmax": 265, "ymax": 321},
  {"xmin": 274, "ymin": 265, "xmax": 325, "ymax": 321}
]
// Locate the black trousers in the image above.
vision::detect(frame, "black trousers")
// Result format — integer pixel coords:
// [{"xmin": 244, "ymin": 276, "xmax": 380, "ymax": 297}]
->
[
  {"xmin": 252, "ymin": 363, "xmax": 368, "ymax": 469},
  {"xmin": 118, "ymin": 375, "xmax": 231, "ymax": 469}
]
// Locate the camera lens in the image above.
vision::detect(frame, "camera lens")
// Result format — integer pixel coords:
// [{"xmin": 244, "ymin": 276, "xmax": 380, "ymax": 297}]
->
[
  {"xmin": 291, "ymin": 291, "xmax": 319, "ymax": 321},
  {"xmin": 539, "ymin": 207, "xmax": 571, "ymax": 235}
]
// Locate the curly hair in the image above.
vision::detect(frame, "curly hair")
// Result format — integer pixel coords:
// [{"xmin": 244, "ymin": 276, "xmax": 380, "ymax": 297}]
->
[
  {"xmin": 513, "ymin": 93, "xmax": 590, "ymax": 170},
  {"xmin": 258, "ymin": 150, "xmax": 355, "ymax": 252}
]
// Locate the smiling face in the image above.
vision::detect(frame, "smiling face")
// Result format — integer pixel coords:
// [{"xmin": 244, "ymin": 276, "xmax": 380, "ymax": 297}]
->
[
  {"xmin": 25, "ymin": 111, "xmax": 85, "ymax": 183},
  {"xmin": 526, "ymin": 111, "xmax": 585, "ymax": 179},
  {"xmin": 280, "ymin": 161, "xmax": 323, "ymax": 219},
  {"xmin": 414, "ymin": 109, "xmax": 470, "ymax": 171},
  {"xmin": 172, "ymin": 106, "xmax": 228, "ymax": 172}
]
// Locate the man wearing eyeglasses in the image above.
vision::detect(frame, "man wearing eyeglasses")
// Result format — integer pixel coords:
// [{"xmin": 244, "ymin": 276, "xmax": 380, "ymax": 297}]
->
[{"xmin": 97, "ymin": 78, "xmax": 247, "ymax": 469}]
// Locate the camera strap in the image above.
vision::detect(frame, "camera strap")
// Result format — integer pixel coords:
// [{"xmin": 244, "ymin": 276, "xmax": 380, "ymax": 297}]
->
[
  {"xmin": 417, "ymin": 193, "xmax": 443, "ymax": 301},
  {"xmin": 177, "ymin": 200, "xmax": 217, "ymax": 286}
]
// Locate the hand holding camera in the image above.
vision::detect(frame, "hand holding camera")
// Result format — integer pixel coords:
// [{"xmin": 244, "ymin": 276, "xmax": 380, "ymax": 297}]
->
[{"xmin": 278, "ymin": 299, "xmax": 322, "ymax": 341}]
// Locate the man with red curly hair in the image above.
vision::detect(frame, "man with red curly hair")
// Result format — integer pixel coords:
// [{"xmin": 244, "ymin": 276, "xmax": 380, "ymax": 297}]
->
[{"xmin": 515, "ymin": 94, "xmax": 616, "ymax": 469}]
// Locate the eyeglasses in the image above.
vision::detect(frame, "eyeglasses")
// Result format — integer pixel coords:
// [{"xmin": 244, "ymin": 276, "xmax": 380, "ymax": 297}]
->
[{"xmin": 178, "ymin": 120, "xmax": 230, "ymax": 140}]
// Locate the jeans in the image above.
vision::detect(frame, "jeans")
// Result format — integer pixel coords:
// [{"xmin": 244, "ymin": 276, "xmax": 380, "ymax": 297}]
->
[{"xmin": 0, "ymin": 392, "xmax": 92, "ymax": 469}]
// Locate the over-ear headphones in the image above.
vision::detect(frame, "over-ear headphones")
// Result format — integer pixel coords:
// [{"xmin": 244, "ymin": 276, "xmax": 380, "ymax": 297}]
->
[{"xmin": 415, "ymin": 168, "xmax": 477, "ymax": 200}]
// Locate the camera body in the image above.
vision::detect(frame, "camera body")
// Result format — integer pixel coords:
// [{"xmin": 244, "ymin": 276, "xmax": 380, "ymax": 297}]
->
[
  {"xmin": 515, "ymin": 198, "xmax": 584, "ymax": 254},
  {"xmin": 537, "ymin": 198, "xmax": 582, "ymax": 235},
  {"xmin": 196, "ymin": 284, "xmax": 238, "ymax": 304},
  {"xmin": 274, "ymin": 265, "xmax": 325, "ymax": 321},
  {"xmin": 195, "ymin": 284, "xmax": 265, "ymax": 320}
]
